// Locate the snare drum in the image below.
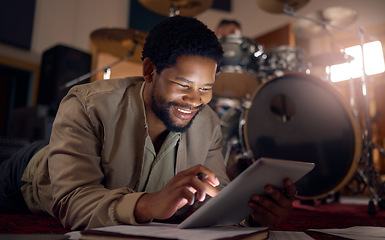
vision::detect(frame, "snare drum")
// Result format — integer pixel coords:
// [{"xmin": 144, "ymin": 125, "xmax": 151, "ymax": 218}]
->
[
  {"xmin": 223, "ymin": 73, "xmax": 361, "ymax": 199},
  {"xmin": 213, "ymin": 35, "xmax": 263, "ymax": 99}
]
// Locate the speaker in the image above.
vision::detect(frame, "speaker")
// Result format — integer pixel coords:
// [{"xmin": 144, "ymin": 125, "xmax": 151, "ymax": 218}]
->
[{"xmin": 37, "ymin": 44, "xmax": 91, "ymax": 111}]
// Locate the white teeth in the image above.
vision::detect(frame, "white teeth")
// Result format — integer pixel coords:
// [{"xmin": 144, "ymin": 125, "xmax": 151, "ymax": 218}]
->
[{"xmin": 177, "ymin": 108, "xmax": 192, "ymax": 114}]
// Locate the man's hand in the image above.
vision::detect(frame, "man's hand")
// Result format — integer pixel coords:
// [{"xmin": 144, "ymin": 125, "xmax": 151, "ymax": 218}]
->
[
  {"xmin": 248, "ymin": 178, "xmax": 296, "ymax": 226},
  {"xmin": 134, "ymin": 165, "xmax": 220, "ymax": 223}
]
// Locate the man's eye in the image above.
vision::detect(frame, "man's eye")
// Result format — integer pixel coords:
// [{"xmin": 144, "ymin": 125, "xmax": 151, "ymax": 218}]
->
[
  {"xmin": 176, "ymin": 82, "xmax": 189, "ymax": 88},
  {"xmin": 200, "ymin": 87, "xmax": 212, "ymax": 91}
]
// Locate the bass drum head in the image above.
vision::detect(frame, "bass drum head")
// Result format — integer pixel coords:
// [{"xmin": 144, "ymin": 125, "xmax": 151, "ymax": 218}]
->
[{"xmin": 244, "ymin": 73, "xmax": 361, "ymax": 199}]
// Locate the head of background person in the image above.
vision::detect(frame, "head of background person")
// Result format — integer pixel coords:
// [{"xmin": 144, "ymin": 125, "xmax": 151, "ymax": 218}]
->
[
  {"xmin": 141, "ymin": 16, "xmax": 224, "ymax": 132},
  {"xmin": 215, "ymin": 19, "xmax": 242, "ymax": 38}
]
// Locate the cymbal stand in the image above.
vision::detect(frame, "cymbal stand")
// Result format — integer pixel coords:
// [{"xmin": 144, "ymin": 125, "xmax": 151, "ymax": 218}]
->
[
  {"xmin": 222, "ymin": 96, "xmax": 255, "ymax": 180},
  {"xmin": 60, "ymin": 43, "xmax": 138, "ymax": 91},
  {"xmin": 168, "ymin": 0, "xmax": 180, "ymax": 17},
  {"xmin": 284, "ymin": 5, "xmax": 385, "ymax": 212},
  {"xmin": 220, "ymin": 98, "xmax": 251, "ymax": 166},
  {"xmin": 355, "ymin": 28, "xmax": 385, "ymax": 213}
]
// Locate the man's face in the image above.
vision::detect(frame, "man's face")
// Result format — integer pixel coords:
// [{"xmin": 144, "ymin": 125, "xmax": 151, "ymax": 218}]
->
[
  {"xmin": 150, "ymin": 55, "xmax": 217, "ymax": 132},
  {"xmin": 216, "ymin": 23, "xmax": 241, "ymax": 37}
]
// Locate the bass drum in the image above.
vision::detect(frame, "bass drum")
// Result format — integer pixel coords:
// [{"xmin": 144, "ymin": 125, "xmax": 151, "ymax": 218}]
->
[
  {"xmin": 241, "ymin": 73, "xmax": 362, "ymax": 199},
  {"xmin": 214, "ymin": 34, "xmax": 263, "ymax": 99}
]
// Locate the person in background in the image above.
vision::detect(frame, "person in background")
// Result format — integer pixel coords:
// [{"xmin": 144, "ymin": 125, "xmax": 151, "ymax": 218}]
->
[
  {"xmin": 215, "ymin": 19, "xmax": 242, "ymax": 38},
  {"xmin": 0, "ymin": 16, "xmax": 296, "ymax": 230}
]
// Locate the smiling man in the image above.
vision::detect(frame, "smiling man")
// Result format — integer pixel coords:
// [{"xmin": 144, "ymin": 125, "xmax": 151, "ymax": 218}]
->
[
  {"xmin": 0, "ymin": 16, "xmax": 296, "ymax": 230},
  {"xmin": 143, "ymin": 55, "xmax": 215, "ymax": 136}
]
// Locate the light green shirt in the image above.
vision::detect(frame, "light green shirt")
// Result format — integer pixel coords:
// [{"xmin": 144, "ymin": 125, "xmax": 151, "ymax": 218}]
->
[{"xmin": 138, "ymin": 133, "xmax": 180, "ymax": 193}]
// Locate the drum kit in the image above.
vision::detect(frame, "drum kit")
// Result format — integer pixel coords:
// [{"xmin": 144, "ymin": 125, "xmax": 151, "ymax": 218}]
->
[
  {"xmin": 65, "ymin": 0, "xmax": 385, "ymax": 212},
  {"xmin": 211, "ymin": 0, "xmax": 385, "ymax": 212}
]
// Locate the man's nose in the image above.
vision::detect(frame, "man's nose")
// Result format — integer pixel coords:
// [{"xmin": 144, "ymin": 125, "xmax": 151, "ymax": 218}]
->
[{"xmin": 182, "ymin": 89, "xmax": 202, "ymax": 107}]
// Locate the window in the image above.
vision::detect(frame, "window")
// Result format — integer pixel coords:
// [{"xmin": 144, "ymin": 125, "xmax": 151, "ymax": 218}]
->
[{"xmin": 328, "ymin": 41, "xmax": 385, "ymax": 82}]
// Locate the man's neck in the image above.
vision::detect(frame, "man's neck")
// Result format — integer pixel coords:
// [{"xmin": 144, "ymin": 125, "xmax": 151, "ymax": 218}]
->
[{"xmin": 149, "ymin": 129, "xmax": 170, "ymax": 154}]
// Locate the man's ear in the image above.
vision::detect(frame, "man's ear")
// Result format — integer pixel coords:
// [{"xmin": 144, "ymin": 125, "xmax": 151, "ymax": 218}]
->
[{"xmin": 143, "ymin": 57, "xmax": 155, "ymax": 83}]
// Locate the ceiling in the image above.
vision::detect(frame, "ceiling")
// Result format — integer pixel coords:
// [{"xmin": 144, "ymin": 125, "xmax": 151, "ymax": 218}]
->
[{"xmin": 198, "ymin": 0, "xmax": 385, "ymax": 41}]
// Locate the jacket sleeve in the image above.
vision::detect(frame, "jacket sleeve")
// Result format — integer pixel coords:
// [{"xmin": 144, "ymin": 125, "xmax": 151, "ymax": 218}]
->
[{"xmin": 47, "ymin": 88, "xmax": 145, "ymax": 230}]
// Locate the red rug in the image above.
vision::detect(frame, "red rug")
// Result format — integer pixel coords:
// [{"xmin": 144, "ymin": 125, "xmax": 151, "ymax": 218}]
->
[
  {"xmin": 0, "ymin": 213, "xmax": 67, "ymax": 234},
  {"xmin": 270, "ymin": 200, "xmax": 385, "ymax": 239},
  {"xmin": 1, "ymin": 200, "xmax": 384, "ymax": 239}
]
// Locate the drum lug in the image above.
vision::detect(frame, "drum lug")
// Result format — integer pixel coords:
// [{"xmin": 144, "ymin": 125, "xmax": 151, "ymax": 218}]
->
[
  {"xmin": 241, "ymin": 100, "xmax": 252, "ymax": 110},
  {"xmin": 240, "ymin": 41, "xmax": 250, "ymax": 51},
  {"xmin": 241, "ymin": 150, "xmax": 254, "ymax": 160}
]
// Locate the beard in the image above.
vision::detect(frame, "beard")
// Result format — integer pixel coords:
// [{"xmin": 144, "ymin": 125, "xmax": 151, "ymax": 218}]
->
[{"xmin": 150, "ymin": 89, "xmax": 205, "ymax": 133}]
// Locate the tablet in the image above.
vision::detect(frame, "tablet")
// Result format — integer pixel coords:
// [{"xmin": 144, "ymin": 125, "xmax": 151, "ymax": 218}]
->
[{"xmin": 178, "ymin": 157, "xmax": 315, "ymax": 229}]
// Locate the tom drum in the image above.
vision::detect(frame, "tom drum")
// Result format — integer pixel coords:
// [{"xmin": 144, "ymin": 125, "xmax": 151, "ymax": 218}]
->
[
  {"xmin": 214, "ymin": 34, "xmax": 263, "ymax": 99},
  {"xmin": 257, "ymin": 46, "xmax": 310, "ymax": 82}
]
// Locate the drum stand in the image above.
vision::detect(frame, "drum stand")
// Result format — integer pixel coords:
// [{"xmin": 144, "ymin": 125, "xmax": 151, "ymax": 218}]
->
[
  {"xmin": 222, "ymin": 97, "xmax": 254, "ymax": 180},
  {"xmin": 283, "ymin": 5, "xmax": 385, "ymax": 213},
  {"xmin": 347, "ymin": 28, "xmax": 385, "ymax": 214}
]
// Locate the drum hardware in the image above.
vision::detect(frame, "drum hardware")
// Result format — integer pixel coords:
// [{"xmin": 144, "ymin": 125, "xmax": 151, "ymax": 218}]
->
[
  {"xmin": 223, "ymin": 136, "xmax": 241, "ymax": 166},
  {"xmin": 353, "ymin": 158, "xmax": 385, "ymax": 212},
  {"xmin": 219, "ymin": 97, "xmax": 253, "ymax": 167},
  {"xmin": 350, "ymin": 28, "xmax": 385, "ymax": 214},
  {"xmin": 311, "ymin": 52, "xmax": 354, "ymax": 82},
  {"xmin": 103, "ymin": 67, "xmax": 112, "ymax": 80},
  {"xmin": 168, "ymin": 0, "xmax": 180, "ymax": 17},
  {"xmin": 310, "ymin": 53, "xmax": 354, "ymax": 68},
  {"xmin": 280, "ymin": 4, "xmax": 385, "ymax": 212},
  {"xmin": 238, "ymin": 99, "xmax": 253, "ymax": 160},
  {"xmin": 60, "ymin": 39, "xmax": 139, "ymax": 90},
  {"xmin": 334, "ymin": 28, "xmax": 385, "ymax": 214},
  {"xmin": 137, "ymin": 0, "xmax": 213, "ymax": 17},
  {"xmin": 61, "ymin": 27, "xmax": 147, "ymax": 90}
]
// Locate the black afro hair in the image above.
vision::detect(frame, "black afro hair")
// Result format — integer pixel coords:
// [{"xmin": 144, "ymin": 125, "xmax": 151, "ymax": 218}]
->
[{"xmin": 142, "ymin": 16, "xmax": 223, "ymax": 74}]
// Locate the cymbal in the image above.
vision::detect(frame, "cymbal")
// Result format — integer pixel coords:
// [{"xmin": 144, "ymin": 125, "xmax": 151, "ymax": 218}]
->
[
  {"xmin": 257, "ymin": 0, "xmax": 310, "ymax": 14},
  {"xmin": 310, "ymin": 52, "xmax": 354, "ymax": 67},
  {"xmin": 293, "ymin": 6, "xmax": 358, "ymax": 39},
  {"xmin": 137, "ymin": 0, "xmax": 213, "ymax": 17},
  {"xmin": 90, "ymin": 28, "xmax": 147, "ymax": 63}
]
